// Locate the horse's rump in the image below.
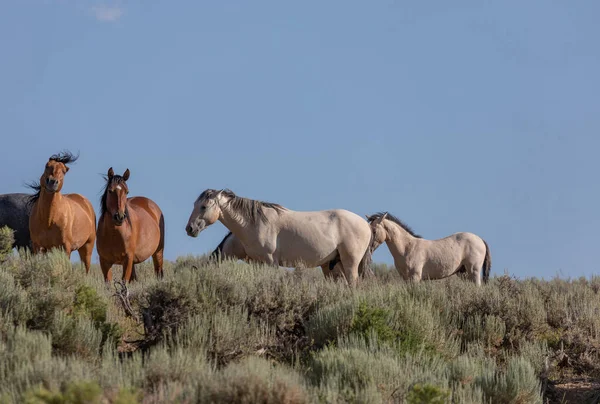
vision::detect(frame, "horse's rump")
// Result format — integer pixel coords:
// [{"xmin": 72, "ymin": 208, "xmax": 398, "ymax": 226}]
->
[
  {"xmin": 65, "ymin": 193, "xmax": 96, "ymax": 246},
  {"xmin": 129, "ymin": 197, "xmax": 164, "ymax": 256},
  {"xmin": 0, "ymin": 193, "xmax": 32, "ymax": 248}
]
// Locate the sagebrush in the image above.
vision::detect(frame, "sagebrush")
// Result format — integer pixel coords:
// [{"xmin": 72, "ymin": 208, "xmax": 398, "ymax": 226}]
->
[{"xmin": 1, "ymin": 249, "xmax": 599, "ymax": 403}]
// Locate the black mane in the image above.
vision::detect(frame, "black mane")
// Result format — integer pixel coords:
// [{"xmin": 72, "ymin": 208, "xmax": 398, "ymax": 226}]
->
[
  {"xmin": 49, "ymin": 150, "xmax": 79, "ymax": 165},
  {"xmin": 367, "ymin": 211, "xmax": 422, "ymax": 238}
]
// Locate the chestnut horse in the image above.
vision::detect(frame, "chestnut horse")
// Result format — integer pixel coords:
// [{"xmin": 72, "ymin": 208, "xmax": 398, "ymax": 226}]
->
[
  {"xmin": 96, "ymin": 168, "xmax": 165, "ymax": 282},
  {"xmin": 28, "ymin": 152, "xmax": 96, "ymax": 271}
]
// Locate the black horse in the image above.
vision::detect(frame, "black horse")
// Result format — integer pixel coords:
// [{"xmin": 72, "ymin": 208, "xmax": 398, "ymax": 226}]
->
[{"xmin": 0, "ymin": 193, "xmax": 32, "ymax": 249}]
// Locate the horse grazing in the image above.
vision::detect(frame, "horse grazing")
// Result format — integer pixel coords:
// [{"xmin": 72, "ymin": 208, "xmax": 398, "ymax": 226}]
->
[
  {"xmin": 210, "ymin": 230, "xmax": 352, "ymax": 279},
  {"xmin": 367, "ymin": 212, "xmax": 491, "ymax": 285},
  {"xmin": 0, "ymin": 193, "xmax": 32, "ymax": 249},
  {"xmin": 96, "ymin": 168, "xmax": 165, "ymax": 283},
  {"xmin": 28, "ymin": 152, "xmax": 96, "ymax": 271},
  {"xmin": 186, "ymin": 189, "xmax": 372, "ymax": 286},
  {"xmin": 211, "ymin": 231, "xmax": 247, "ymax": 261}
]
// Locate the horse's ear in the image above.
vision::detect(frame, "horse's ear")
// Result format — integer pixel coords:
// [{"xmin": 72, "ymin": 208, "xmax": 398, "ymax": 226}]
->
[
  {"xmin": 372, "ymin": 214, "xmax": 386, "ymax": 226},
  {"xmin": 107, "ymin": 167, "xmax": 114, "ymax": 179},
  {"xmin": 64, "ymin": 166, "xmax": 70, "ymax": 173},
  {"xmin": 123, "ymin": 169, "xmax": 130, "ymax": 181},
  {"xmin": 382, "ymin": 212, "xmax": 388, "ymax": 221}
]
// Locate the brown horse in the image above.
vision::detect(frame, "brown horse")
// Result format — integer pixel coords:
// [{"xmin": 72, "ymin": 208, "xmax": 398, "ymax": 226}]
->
[
  {"xmin": 28, "ymin": 152, "xmax": 96, "ymax": 272},
  {"xmin": 96, "ymin": 168, "xmax": 165, "ymax": 283}
]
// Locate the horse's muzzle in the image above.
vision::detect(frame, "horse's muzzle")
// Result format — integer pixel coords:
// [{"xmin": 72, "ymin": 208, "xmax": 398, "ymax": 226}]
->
[
  {"xmin": 186, "ymin": 224, "xmax": 199, "ymax": 237},
  {"xmin": 45, "ymin": 178, "xmax": 59, "ymax": 193},
  {"xmin": 113, "ymin": 212, "xmax": 126, "ymax": 226}
]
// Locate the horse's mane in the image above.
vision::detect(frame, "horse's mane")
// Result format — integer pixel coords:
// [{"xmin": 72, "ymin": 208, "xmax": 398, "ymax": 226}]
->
[
  {"xmin": 211, "ymin": 231, "xmax": 233, "ymax": 258},
  {"xmin": 367, "ymin": 211, "xmax": 422, "ymax": 238},
  {"xmin": 27, "ymin": 151, "xmax": 79, "ymax": 206},
  {"xmin": 26, "ymin": 182, "xmax": 42, "ymax": 207},
  {"xmin": 198, "ymin": 189, "xmax": 285, "ymax": 224},
  {"xmin": 49, "ymin": 151, "xmax": 79, "ymax": 165},
  {"xmin": 100, "ymin": 174, "xmax": 131, "ymax": 225}
]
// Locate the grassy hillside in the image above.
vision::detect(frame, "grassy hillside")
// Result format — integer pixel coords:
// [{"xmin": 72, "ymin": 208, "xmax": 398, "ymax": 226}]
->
[{"xmin": 1, "ymin": 229, "xmax": 599, "ymax": 403}]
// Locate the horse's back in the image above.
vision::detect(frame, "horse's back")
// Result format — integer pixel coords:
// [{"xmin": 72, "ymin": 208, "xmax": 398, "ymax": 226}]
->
[
  {"xmin": 65, "ymin": 193, "xmax": 96, "ymax": 221},
  {"xmin": 435, "ymin": 232, "xmax": 486, "ymax": 260},
  {"xmin": 280, "ymin": 209, "xmax": 362, "ymax": 240},
  {"xmin": 0, "ymin": 193, "xmax": 32, "ymax": 248},
  {"xmin": 129, "ymin": 196, "xmax": 163, "ymax": 223},
  {"xmin": 275, "ymin": 208, "xmax": 371, "ymax": 266}
]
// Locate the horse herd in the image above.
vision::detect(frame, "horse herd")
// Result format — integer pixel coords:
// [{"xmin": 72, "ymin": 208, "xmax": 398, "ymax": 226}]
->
[{"xmin": 0, "ymin": 151, "xmax": 491, "ymax": 287}]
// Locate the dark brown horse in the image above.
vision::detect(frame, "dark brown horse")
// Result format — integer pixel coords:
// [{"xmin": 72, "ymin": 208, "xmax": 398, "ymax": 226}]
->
[
  {"xmin": 96, "ymin": 168, "xmax": 165, "ymax": 282},
  {"xmin": 28, "ymin": 152, "xmax": 96, "ymax": 271}
]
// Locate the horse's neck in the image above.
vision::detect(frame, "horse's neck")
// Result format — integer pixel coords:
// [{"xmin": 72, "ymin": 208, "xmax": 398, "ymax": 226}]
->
[
  {"xmin": 219, "ymin": 204, "xmax": 263, "ymax": 244},
  {"xmin": 385, "ymin": 221, "xmax": 417, "ymax": 257},
  {"xmin": 37, "ymin": 190, "xmax": 66, "ymax": 221}
]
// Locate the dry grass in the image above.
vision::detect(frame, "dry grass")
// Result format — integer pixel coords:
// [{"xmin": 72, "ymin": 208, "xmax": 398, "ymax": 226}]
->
[{"xmin": 1, "ymin": 245, "xmax": 599, "ymax": 403}]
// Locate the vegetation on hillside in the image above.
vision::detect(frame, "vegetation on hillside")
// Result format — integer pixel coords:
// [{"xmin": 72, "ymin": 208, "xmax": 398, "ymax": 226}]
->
[{"xmin": 1, "ymin": 229, "xmax": 599, "ymax": 403}]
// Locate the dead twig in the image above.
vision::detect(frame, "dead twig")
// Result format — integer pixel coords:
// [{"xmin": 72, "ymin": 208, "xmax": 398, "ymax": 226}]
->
[{"xmin": 113, "ymin": 281, "xmax": 139, "ymax": 322}]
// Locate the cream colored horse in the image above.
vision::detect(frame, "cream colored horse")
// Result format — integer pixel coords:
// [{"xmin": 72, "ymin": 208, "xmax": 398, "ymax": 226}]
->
[
  {"xmin": 186, "ymin": 189, "xmax": 372, "ymax": 286},
  {"xmin": 367, "ymin": 212, "xmax": 491, "ymax": 285},
  {"xmin": 210, "ymin": 231, "xmax": 352, "ymax": 279}
]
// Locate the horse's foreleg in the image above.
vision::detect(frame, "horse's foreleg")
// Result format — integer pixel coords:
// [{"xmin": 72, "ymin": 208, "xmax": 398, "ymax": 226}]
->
[
  {"xmin": 123, "ymin": 256, "xmax": 134, "ymax": 283},
  {"xmin": 32, "ymin": 242, "xmax": 42, "ymax": 255},
  {"xmin": 262, "ymin": 254, "xmax": 278, "ymax": 267},
  {"xmin": 406, "ymin": 266, "xmax": 422, "ymax": 283},
  {"xmin": 130, "ymin": 265, "xmax": 138, "ymax": 282},
  {"xmin": 100, "ymin": 257, "xmax": 113, "ymax": 283}
]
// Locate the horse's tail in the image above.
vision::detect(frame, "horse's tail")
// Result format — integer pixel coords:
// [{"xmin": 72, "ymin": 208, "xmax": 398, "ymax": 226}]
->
[
  {"xmin": 358, "ymin": 232, "xmax": 375, "ymax": 278},
  {"xmin": 482, "ymin": 239, "xmax": 491, "ymax": 284},
  {"xmin": 211, "ymin": 231, "xmax": 232, "ymax": 260}
]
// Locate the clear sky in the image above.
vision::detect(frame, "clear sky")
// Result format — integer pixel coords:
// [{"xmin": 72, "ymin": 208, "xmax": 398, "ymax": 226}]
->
[{"xmin": 1, "ymin": 1, "xmax": 599, "ymax": 279}]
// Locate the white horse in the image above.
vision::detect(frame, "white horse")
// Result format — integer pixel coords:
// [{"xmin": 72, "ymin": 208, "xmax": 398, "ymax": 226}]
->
[
  {"xmin": 186, "ymin": 189, "xmax": 372, "ymax": 286},
  {"xmin": 367, "ymin": 212, "xmax": 491, "ymax": 285},
  {"xmin": 210, "ymin": 231, "xmax": 369, "ymax": 280}
]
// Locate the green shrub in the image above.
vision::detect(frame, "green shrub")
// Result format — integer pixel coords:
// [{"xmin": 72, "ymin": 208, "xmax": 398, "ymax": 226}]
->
[
  {"xmin": 2, "ymin": 254, "xmax": 600, "ymax": 402},
  {"xmin": 350, "ymin": 301, "xmax": 397, "ymax": 344},
  {"xmin": 73, "ymin": 285, "xmax": 122, "ymax": 347},
  {"xmin": 23, "ymin": 381, "xmax": 103, "ymax": 404},
  {"xmin": 0, "ymin": 271, "xmax": 30, "ymax": 325},
  {"xmin": 198, "ymin": 357, "xmax": 309, "ymax": 404},
  {"xmin": 0, "ymin": 226, "xmax": 14, "ymax": 261},
  {"xmin": 406, "ymin": 383, "xmax": 450, "ymax": 404}
]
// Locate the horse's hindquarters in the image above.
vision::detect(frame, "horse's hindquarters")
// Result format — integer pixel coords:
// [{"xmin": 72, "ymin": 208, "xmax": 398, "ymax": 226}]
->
[{"xmin": 130, "ymin": 199, "xmax": 163, "ymax": 262}]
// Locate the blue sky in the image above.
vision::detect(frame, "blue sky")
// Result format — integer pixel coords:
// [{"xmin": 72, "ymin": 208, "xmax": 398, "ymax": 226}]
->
[{"xmin": 1, "ymin": 1, "xmax": 599, "ymax": 279}]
